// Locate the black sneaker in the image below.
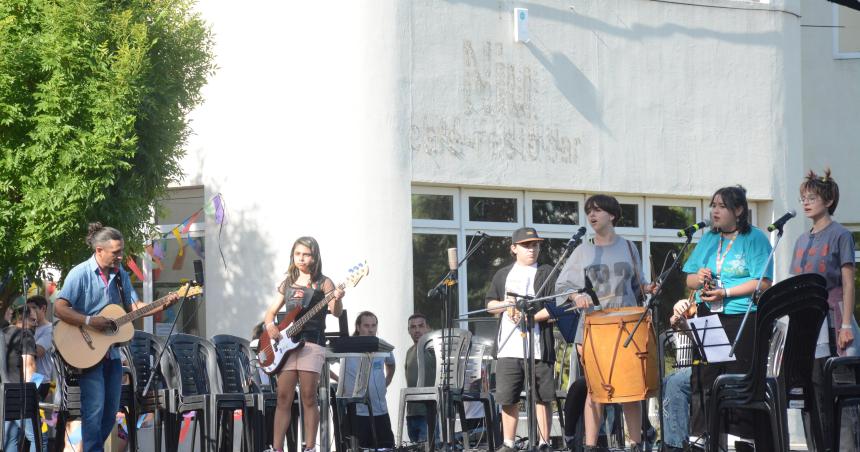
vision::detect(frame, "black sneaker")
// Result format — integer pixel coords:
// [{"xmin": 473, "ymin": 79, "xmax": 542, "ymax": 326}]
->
[
  {"xmin": 496, "ymin": 445, "xmax": 517, "ymax": 452},
  {"xmin": 537, "ymin": 444, "xmax": 552, "ymax": 452}
]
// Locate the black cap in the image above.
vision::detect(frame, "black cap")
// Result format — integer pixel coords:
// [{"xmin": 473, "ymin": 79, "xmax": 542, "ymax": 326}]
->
[{"xmin": 512, "ymin": 227, "xmax": 543, "ymax": 244}]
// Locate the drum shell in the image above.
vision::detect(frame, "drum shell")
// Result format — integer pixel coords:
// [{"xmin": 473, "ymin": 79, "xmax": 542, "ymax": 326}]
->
[{"xmin": 582, "ymin": 307, "xmax": 658, "ymax": 403}]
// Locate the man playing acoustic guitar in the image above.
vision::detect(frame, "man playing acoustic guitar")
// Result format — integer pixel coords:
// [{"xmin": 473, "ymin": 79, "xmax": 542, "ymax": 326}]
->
[{"xmin": 54, "ymin": 223, "xmax": 178, "ymax": 452}]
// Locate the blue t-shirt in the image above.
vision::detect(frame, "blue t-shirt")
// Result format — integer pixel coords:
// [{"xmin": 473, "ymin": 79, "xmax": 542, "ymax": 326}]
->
[
  {"xmin": 682, "ymin": 227, "xmax": 773, "ymax": 314},
  {"xmin": 342, "ymin": 351, "xmax": 395, "ymax": 416},
  {"xmin": 57, "ymin": 255, "xmax": 140, "ymax": 359}
]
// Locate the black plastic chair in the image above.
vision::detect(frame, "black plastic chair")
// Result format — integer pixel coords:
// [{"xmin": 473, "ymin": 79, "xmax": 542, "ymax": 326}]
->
[
  {"xmin": 165, "ymin": 333, "xmax": 248, "ymax": 452},
  {"xmin": 210, "ymin": 334, "xmax": 260, "ymax": 452},
  {"xmin": 248, "ymin": 336, "xmax": 299, "ymax": 452},
  {"xmin": 53, "ymin": 347, "xmax": 137, "ymax": 451},
  {"xmin": 824, "ymin": 355, "xmax": 860, "ymax": 451},
  {"xmin": 128, "ymin": 331, "xmax": 175, "ymax": 452},
  {"xmin": 0, "ymin": 331, "xmax": 43, "ymax": 452},
  {"xmin": 706, "ymin": 277, "xmax": 828, "ymax": 452}
]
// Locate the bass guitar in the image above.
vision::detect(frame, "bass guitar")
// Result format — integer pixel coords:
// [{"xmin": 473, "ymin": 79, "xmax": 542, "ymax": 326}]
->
[
  {"xmin": 257, "ymin": 261, "xmax": 369, "ymax": 376},
  {"xmin": 54, "ymin": 284, "xmax": 203, "ymax": 369}
]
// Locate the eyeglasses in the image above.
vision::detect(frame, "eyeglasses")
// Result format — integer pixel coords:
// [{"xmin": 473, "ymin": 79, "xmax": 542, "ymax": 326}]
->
[{"xmin": 798, "ymin": 195, "xmax": 819, "ymax": 204}]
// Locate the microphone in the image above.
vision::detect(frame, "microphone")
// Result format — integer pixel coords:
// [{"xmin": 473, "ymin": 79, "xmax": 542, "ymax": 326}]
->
[
  {"xmin": 447, "ymin": 248, "xmax": 458, "ymax": 272},
  {"xmin": 193, "ymin": 260, "xmax": 204, "ymax": 285},
  {"xmin": 767, "ymin": 210, "xmax": 797, "ymax": 232},
  {"xmin": 475, "ymin": 231, "xmax": 489, "ymax": 238},
  {"xmin": 677, "ymin": 220, "xmax": 711, "ymax": 238},
  {"xmin": 571, "ymin": 226, "xmax": 587, "ymax": 241}
]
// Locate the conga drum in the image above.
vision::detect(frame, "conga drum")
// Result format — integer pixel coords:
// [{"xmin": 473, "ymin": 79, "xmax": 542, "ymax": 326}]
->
[{"xmin": 582, "ymin": 307, "xmax": 658, "ymax": 403}]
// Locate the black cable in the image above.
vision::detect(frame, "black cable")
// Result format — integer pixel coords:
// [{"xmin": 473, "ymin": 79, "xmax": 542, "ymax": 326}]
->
[{"xmin": 645, "ymin": 0, "xmax": 802, "ymax": 19}]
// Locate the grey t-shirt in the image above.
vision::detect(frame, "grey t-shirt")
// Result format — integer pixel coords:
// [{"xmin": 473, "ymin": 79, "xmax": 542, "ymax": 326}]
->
[
  {"xmin": 342, "ymin": 351, "xmax": 395, "ymax": 416},
  {"xmin": 789, "ymin": 221, "xmax": 858, "ymax": 356},
  {"xmin": 404, "ymin": 343, "xmax": 435, "ymax": 416},
  {"xmin": 555, "ymin": 236, "xmax": 647, "ymax": 343},
  {"xmin": 33, "ymin": 323, "xmax": 53, "ymax": 379}
]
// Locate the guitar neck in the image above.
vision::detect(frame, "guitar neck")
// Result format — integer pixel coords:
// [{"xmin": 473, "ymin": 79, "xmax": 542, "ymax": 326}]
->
[
  {"xmin": 113, "ymin": 291, "xmax": 180, "ymax": 327},
  {"xmin": 284, "ymin": 282, "xmax": 346, "ymax": 336}
]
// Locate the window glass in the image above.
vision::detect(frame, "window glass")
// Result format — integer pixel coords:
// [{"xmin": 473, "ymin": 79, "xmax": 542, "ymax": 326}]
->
[
  {"xmin": 838, "ymin": 5, "xmax": 860, "ymax": 55},
  {"xmin": 412, "ymin": 194, "xmax": 454, "ymax": 221},
  {"xmin": 618, "ymin": 204, "xmax": 639, "ymax": 228},
  {"xmin": 468, "ymin": 197, "xmax": 517, "ymax": 223},
  {"xmin": 465, "ymin": 235, "xmax": 513, "ymax": 340},
  {"xmin": 652, "ymin": 206, "xmax": 696, "ymax": 230},
  {"xmin": 412, "ymin": 233, "xmax": 458, "ymax": 330},
  {"xmin": 532, "ymin": 200, "xmax": 579, "ymax": 225}
]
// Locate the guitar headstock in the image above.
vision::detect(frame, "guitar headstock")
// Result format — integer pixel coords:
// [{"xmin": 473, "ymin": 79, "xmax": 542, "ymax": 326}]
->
[
  {"xmin": 345, "ymin": 261, "xmax": 369, "ymax": 288},
  {"xmin": 175, "ymin": 284, "xmax": 204, "ymax": 298}
]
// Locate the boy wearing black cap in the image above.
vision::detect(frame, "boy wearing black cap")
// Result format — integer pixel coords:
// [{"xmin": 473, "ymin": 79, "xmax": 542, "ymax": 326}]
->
[{"xmin": 486, "ymin": 227, "xmax": 557, "ymax": 452}]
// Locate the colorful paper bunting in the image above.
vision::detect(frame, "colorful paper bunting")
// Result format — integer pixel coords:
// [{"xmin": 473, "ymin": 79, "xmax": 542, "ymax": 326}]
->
[
  {"xmin": 126, "ymin": 256, "xmax": 145, "ymax": 282},
  {"xmin": 213, "ymin": 194, "xmax": 224, "ymax": 224}
]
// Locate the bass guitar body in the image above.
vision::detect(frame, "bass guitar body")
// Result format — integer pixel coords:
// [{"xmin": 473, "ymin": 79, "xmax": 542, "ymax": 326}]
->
[{"xmin": 257, "ymin": 305, "xmax": 305, "ymax": 376}]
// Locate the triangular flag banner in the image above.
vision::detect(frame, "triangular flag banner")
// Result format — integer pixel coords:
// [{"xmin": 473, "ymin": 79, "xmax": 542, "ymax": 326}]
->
[
  {"xmin": 182, "ymin": 211, "xmax": 200, "ymax": 233},
  {"xmin": 213, "ymin": 195, "xmax": 224, "ymax": 224},
  {"xmin": 126, "ymin": 256, "xmax": 145, "ymax": 282},
  {"xmin": 178, "ymin": 413, "xmax": 193, "ymax": 443},
  {"xmin": 152, "ymin": 240, "xmax": 164, "ymax": 259},
  {"xmin": 204, "ymin": 200, "xmax": 215, "ymax": 215},
  {"xmin": 172, "ymin": 245, "xmax": 187, "ymax": 270},
  {"xmin": 172, "ymin": 228, "xmax": 184, "ymax": 256}
]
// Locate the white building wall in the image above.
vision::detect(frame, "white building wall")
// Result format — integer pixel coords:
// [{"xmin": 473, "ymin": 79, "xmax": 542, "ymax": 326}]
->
[
  {"xmin": 180, "ymin": 0, "xmax": 415, "ymax": 403},
  {"xmin": 410, "ymin": 0, "xmax": 804, "ymax": 274},
  {"xmin": 801, "ymin": 1, "xmax": 860, "ymax": 226}
]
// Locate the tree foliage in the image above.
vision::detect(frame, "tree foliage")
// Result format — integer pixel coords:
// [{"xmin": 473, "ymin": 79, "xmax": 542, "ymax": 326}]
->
[{"xmin": 0, "ymin": 0, "xmax": 215, "ymax": 287}]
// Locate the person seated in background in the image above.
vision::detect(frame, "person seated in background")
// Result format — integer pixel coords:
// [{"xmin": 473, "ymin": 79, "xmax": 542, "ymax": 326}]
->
[
  {"xmin": 26, "ymin": 295, "xmax": 54, "ymax": 399},
  {"xmin": 341, "ymin": 311, "xmax": 396, "ymax": 448},
  {"xmin": 3, "ymin": 306, "xmax": 41, "ymax": 452},
  {"xmin": 403, "ymin": 312, "xmax": 435, "ymax": 443}
]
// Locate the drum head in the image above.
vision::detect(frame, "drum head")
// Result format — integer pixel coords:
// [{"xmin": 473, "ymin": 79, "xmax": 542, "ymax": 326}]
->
[{"xmin": 585, "ymin": 306, "xmax": 647, "ymax": 325}]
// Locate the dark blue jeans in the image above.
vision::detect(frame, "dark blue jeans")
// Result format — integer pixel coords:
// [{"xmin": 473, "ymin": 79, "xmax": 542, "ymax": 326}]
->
[{"xmin": 79, "ymin": 357, "xmax": 122, "ymax": 452}]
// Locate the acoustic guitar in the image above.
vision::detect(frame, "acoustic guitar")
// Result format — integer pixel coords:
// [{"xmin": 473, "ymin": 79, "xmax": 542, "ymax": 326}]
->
[
  {"xmin": 54, "ymin": 284, "xmax": 203, "ymax": 369},
  {"xmin": 257, "ymin": 262, "xmax": 369, "ymax": 376}
]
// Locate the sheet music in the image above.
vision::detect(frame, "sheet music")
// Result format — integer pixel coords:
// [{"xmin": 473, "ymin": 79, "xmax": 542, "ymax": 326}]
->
[{"xmin": 688, "ymin": 315, "xmax": 736, "ymax": 363}]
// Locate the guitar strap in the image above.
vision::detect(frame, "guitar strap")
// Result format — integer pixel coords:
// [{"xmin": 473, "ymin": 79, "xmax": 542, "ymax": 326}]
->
[{"xmin": 115, "ymin": 270, "xmax": 132, "ymax": 314}]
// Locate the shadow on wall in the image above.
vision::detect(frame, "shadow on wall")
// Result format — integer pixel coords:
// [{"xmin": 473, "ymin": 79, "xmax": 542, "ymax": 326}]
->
[
  {"xmin": 525, "ymin": 42, "xmax": 611, "ymax": 136},
  {"xmin": 205, "ymin": 198, "xmax": 278, "ymax": 340},
  {"xmin": 443, "ymin": 0, "xmax": 785, "ymax": 48}
]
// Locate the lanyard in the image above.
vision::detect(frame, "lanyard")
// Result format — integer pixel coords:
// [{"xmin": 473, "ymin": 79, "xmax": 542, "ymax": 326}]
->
[{"xmin": 715, "ymin": 232, "xmax": 738, "ymax": 277}]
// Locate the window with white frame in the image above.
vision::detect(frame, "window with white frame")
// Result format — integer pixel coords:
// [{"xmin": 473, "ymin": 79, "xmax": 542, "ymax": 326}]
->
[
  {"xmin": 834, "ymin": 3, "xmax": 860, "ymax": 58},
  {"xmin": 409, "ymin": 187, "xmax": 747, "ymax": 340}
]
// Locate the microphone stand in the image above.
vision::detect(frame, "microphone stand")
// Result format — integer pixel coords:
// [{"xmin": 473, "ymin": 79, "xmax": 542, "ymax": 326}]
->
[
  {"xmin": 621, "ymin": 233, "xmax": 693, "ymax": 452},
  {"xmin": 141, "ymin": 280, "xmax": 195, "ymax": 397},
  {"xmin": 522, "ymin": 230, "xmax": 583, "ymax": 451},
  {"xmin": 729, "ymin": 225, "xmax": 782, "ymax": 357},
  {"xmin": 426, "ymin": 234, "xmax": 488, "ymax": 450}
]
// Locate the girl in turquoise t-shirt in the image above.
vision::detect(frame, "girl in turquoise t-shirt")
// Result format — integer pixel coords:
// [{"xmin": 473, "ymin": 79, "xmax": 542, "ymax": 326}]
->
[{"xmin": 671, "ymin": 185, "xmax": 774, "ymax": 438}]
